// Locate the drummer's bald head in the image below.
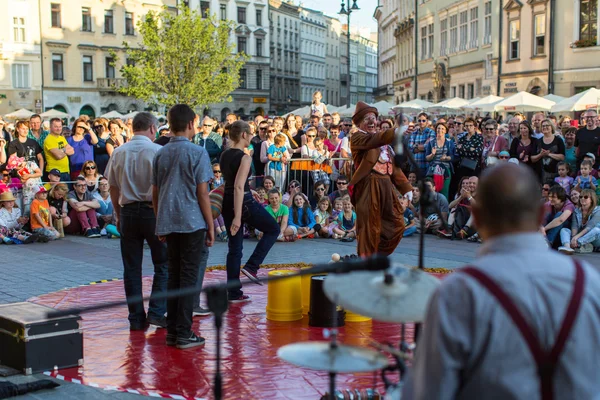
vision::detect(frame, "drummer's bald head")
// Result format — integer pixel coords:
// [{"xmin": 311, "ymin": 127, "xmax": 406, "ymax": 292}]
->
[{"xmin": 472, "ymin": 164, "xmax": 543, "ymax": 239}]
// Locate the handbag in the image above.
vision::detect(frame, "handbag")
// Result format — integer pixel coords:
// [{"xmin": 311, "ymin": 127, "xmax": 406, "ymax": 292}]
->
[
  {"xmin": 460, "ymin": 157, "xmax": 478, "ymax": 170},
  {"xmin": 209, "ymin": 184, "xmax": 224, "ymax": 219},
  {"xmin": 485, "ymin": 136, "xmax": 499, "ymax": 166}
]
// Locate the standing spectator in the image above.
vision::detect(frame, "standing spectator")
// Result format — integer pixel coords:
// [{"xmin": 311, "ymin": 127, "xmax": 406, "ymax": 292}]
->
[
  {"xmin": 8, "ymin": 120, "xmax": 44, "ymax": 171},
  {"xmin": 503, "ymin": 116, "xmax": 521, "ymax": 147},
  {"xmin": 251, "ymin": 121, "xmax": 268, "ymax": 188},
  {"xmin": 563, "ymin": 127, "xmax": 578, "ymax": 175},
  {"xmin": 559, "ymin": 115, "xmax": 572, "ymax": 134},
  {"xmin": 425, "ymin": 122, "xmax": 455, "ymax": 199},
  {"xmin": 480, "ymin": 120, "xmax": 508, "ymax": 171},
  {"xmin": 543, "ymin": 185, "xmax": 574, "ymax": 248},
  {"xmin": 266, "ymin": 134, "xmax": 289, "ymax": 191},
  {"xmin": 43, "ymin": 118, "xmax": 73, "ymax": 182},
  {"xmin": 510, "ymin": 121, "xmax": 540, "ymax": 176},
  {"xmin": 193, "ymin": 116, "xmax": 223, "ymax": 163},
  {"xmin": 282, "ymin": 114, "xmax": 302, "ymax": 158},
  {"xmin": 28, "ymin": 114, "xmax": 49, "ymax": 148},
  {"xmin": 67, "ymin": 118, "xmax": 98, "ymax": 179},
  {"xmin": 409, "ymin": 112, "xmax": 436, "ymax": 176},
  {"xmin": 575, "ymin": 110, "xmax": 600, "ymax": 168},
  {"xmin": 153, "ymin": 104, "xmax": 214, "ymax": 349},
  {"xmin": 300, "ymin": 127, "xmax": 319, "ymax": 158},
  {"xmin": 106, "ymin": 119, "xmax": 125, "ymax": 157},
  {"xmin": 106, "ymin": 112, "xmax": 169, "ymax": 330},
  {"xmin": 531, "ymin": 112, "xmax": 545, "ymax": 138},
  {"xmin": 220, "ymin": 121, "xmax": 279, "ymax": 302},
  {"xmin": 456, "ymin": 118, "xmax": 484, "ymax": 179},
  {"xmin": 92, "ymin": 118, "xmax": 111, "ymax": 174},
  {"xmin": 332, "ymin": 112, "xmax": 341, "ymax": 126},
  {"xmin": 532, "ymin": 118, "xmax": 565, "ymax": 183},
  {"xmin": 65, "ymin": 177, "xmax": 101, "ymax": 238},
  {"xmin": 260, "ymin": 126, "xmax": 277, "ymax": 172}
]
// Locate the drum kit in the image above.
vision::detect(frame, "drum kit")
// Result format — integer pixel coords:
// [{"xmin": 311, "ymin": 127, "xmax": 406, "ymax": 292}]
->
[{"xmin": 277, "ymin": 262, "xmax": 441, "ymax": 400}]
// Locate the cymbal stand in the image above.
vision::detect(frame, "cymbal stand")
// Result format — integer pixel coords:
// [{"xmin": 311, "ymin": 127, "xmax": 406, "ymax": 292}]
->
[
  {"xmin": 205, "ymin": 286, "xmax": 229, "ymax": 400},
  {"xmin": 323, "ymin": 293, "xmax": 340, "ymax": 400}
]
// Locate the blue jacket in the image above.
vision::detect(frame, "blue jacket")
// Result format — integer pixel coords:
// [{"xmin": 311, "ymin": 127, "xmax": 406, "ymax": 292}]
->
[{"xmin": 289, "ymin": 207, "xmax": 316, "ymax": 229}]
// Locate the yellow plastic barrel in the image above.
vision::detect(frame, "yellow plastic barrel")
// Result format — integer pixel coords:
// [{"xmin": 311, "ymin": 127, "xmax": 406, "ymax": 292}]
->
[
  {"xmin": 344, "ymin": 310, "xmax": 372, "ymax": 323},
  {"xmin": 266, "ymin": 270, "xmax": 303, "ymax": 322}
]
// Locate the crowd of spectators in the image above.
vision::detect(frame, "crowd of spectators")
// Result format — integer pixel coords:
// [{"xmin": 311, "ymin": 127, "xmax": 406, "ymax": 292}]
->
[{"xmin": 1, "ymin": 101, "xmax": 599, "ymax": 255}]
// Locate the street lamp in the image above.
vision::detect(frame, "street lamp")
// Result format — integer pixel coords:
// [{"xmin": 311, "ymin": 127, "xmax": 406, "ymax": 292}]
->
[{"xmin": 339, "ymin": 0, "xmax": 359, "ymax": 107}]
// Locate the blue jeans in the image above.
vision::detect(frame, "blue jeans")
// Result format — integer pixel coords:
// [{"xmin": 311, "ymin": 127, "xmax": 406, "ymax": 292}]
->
[
  {"xmin": 562, "ymin": 226, "xmax": 600, "ymax": 247},
  {"xmin": 222, "ymin": 192, "xmax": 280, "ymax": 299},
  {"xmin": 97, "ymin": 199, "xmax": 113, "ymax": 217},
  {"xmin": 546, "ymin": 211, "xmax": 568, "ymax": 247},
  {"xmin": 403, "ymin": 225, "xmax": 417, "ymax": 237},
  {"xmin": 119, "ymin": 203, "xmax": 168, "ymax": 324},
  {"xmin": 165, "ymin": 229, "xmax": 206, "ymax": 337}
]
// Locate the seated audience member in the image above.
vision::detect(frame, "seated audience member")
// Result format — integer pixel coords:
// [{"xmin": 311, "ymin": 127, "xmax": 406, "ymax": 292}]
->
[
  {"xmin": 332, "ymin": 196, "xmax": 356, "ymax": 241},
  {"xmin": 263, "ymin": 175, "xmax": 276, "ymax": 193},
  {"xmin": 48, "ymin": 183, "xmax": 71, "ymax": 234},
  {"xmin": 65, "ymin": 177, "xmax": 101, "ymax": 238},
  {"xmin": 209, "ymin": 163, "xmax": 228, "ymax": 242},
  {"xmin": 418, "ymin": 177, "xmax": 449, "ymax": 234},
  {"xmin": 255, "ymin": 186, "xmax": 268, "ymax": 206},
  {"xmin": 580, "ymin": 153, "xmax": 599, "ymax": 178},
  {"xmin": 407, "ymin": 172, "xmax": 417, "ymax": 186},
  {"xmin": 6, "ymin": 154, "xmax": 42, "ymax": 216},
  {"xmin": 79, "ymin": 160, "xmax": 102, "ymax": 195},
  {"xmin": 30, "ymin": 186, "xmax": 60, "ymax": 241},
  {"xmin": 283, "ymin": 179, "xmax": 301, "ymax": 206},
  {"xmin": 574, "ymin": 160, "xmax": 598, "ymax": 191},
  {"xmin": 400, "ymin": 194, "xmax": 417, "ymax": 237},
  {"xmin": 409, "ymin": 185, "xmax": 420, "ymax": 215},
  {"xmin": 310, "ymin": 180, "xmax": 329, "ymax": 209},
  {"xmin": 555, "ymin": 161, "xmax": 574, "ymax": 195},
  {"xmin": 543, "ymin": 185, "xmax": 575, "ymax": 248},
  {"xmin": 94, "ymin": 177, "xmax": 113, "ymax": 230},
  {"xmin": 262, "ymin": 189, "xmax": 296, "ymax": 242},
  {"xmin": 558, "ymin": 189, "xmax": 600, "ymax": 254},
  {"xmin": 0, "ymin": 191, "xmax": 37, "ymax": 244},
  {"xmin": 44, "ymin": 168, "xmax": 62, "ymax": 191},
  {"xmin": 441, "ymin": 176, "xmax": 475, "ymax": 239},
  {"xmin": 328, "ymin": 175, "xmax": 349, "ymax": 203},
  {"xmin": 288, "ymin": 192, "xmax": 316, "ymax": 238},
  {"xmin": 313, "ymin": 196, "xmax": 332, "ymax": 238},
  {"xmin": 327, "ymin": 197, "xmax": 344, "ymax": 237}
]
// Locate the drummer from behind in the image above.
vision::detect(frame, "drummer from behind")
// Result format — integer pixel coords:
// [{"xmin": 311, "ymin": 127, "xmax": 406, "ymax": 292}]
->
[{"xmin": 403, "ymin": 163, "xmax": 600, "ymax": 399}]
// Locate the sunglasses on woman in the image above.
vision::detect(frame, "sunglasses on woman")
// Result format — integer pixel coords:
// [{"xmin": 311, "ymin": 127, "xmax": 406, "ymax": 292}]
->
[
  {"xmin": 85, "ymin": 165, "xmax": 96, "ymax": 170},
  {"xmin": 582, "ymin": 195, "xmax": 591, "ymax": 200},
  {"xmin": 213, "ymin": 170, "xmax": 221, "ymax": 173}
]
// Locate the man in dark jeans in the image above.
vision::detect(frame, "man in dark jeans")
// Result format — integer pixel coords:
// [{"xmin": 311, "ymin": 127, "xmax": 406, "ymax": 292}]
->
[
  {"xmin": 153, "ymin": 104, "xmax": 214, "ymax": 349},
  {"xmin": 105, "ymin": 112, "xmax": 168, "ymax": 331}
]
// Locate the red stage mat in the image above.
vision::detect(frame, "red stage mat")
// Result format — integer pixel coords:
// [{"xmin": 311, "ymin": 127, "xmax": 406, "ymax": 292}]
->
[{"xmin": 30, "ymin": 270, "xmax": 427, "ymax": 400}]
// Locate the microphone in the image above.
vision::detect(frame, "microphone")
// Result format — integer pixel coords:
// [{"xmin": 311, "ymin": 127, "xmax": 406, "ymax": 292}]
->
[{"xmin": 305, "ymin": 254, "xmax": 390, "ymax": 275}]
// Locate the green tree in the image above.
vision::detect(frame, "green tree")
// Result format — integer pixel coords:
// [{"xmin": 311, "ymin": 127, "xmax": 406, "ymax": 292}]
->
[{"xmin": 114, "ymin": 6, "xmax": 248, "ymax": 109}]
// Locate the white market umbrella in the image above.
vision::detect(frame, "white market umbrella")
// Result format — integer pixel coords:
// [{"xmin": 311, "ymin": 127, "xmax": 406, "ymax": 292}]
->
[
  {"xmin": 340, "ymin": 104, "xmax": 356, "ymax": 117},
  {"xmin": 122, "ymin": 111, "xmax": 139, "ymax": 120},
  {"xmin": 427, "ymin": 97, "xmax": 470, "ymax": 113},
  {"xmin": 40, "ymin": 108, "xmax": 71, "ymax": 119},
  {"xmin": 393, "ymin": 99, "xmax": 434, "ymax": 113},
  {"xmin": 463, "ymin": 95, "xmax": 504, "ymax": 112},
  {"xmin": 493, "ymin": 91, "xmax": 555, "ymax": 112},
  {"xmin": 100, "ymin": 110, "xmax": 124, "ymax": 119},
  {"xmin": 551, "ymin": 88, "xmax": 600, "ymax": 113},
  {"xmin": 543, "ymin": 94, "xmax": 566, "ymax": 104},
  {"xmin": 289, "ymin": 106, "xmax": 310, "ymax": 117},
  {"xmin": 327, "ymin": 104, "xmax": 339, "ymax": 113},
  {"xmin": 370, "ymin": 100, "xmax": 395, "ymax": 116},
  {"xmin": 4, "ymin": 108, "xmax": 34, "ymax": 120}
]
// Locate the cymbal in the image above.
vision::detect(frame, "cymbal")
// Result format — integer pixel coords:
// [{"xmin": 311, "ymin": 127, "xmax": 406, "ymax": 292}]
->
[
  {"xmin": 323, "ymin": 263, "xmax": 441, "ymax": 323},
  {"xmin": 278, "ymin": 341, "xmax": 389, "ymax": 373}
]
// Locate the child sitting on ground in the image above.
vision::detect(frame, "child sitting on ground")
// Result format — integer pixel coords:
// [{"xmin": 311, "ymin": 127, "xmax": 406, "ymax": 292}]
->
[
  {"xmin": 258, "ymin": 189, "xmax": 297, "ymax": 242},
  {"xmin": 0, "ymin": 191, "xmax": 38, "ymax": 244},
  {"xmin": 327, "ymin": 197, "xmax": 344, "ymax": 238},
  {"xmin": 332, "ymin": 196, "xmax": 356, "ymax": 241},
  {"xmin": 30, "ymin": 186, "xmax": 60, "ymax": 241},
  {"xmin": 288, "ymin": 192, "xmax": 316, "ymax": 239},
  {"xmin": 313, "ymin": 196, "xmax": 332, "ymax": 238},
  {"xmin": 210, "ymin": 163, "xmax": 228, "ymax": 242},
  {"xmin": 400, "ymin": 195, "xmax": 417, "ymax": 237}
]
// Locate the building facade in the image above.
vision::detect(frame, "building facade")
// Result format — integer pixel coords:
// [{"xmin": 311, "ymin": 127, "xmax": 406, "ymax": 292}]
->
[
  {"xmin": 325, "ymin": 16, "xmax": 342, "ymax": 107},
  {"xmin": 269, "ymin": 0, "xmax": 301, "ymax": 115},
  {"xmin": 39, "ymin": 0, "xmax": 175, "ymax": 118},
  {"xmin": 0, "ymin": 0, "xmax": 43, "ymax": 115},
  {"xmin": 373, "ymin": 0, "xmax": 399, "ymax": 102},
  {"xmin": 299, "ymin": 7, "xmax": 326, "ymax": 105},
  {"xmin": 364, "ymin": 35, "xmax": 378, "ymax": 104},
  {"xmin": 394, "ymin": 0, "xmax": 416, "ymax": 103}
]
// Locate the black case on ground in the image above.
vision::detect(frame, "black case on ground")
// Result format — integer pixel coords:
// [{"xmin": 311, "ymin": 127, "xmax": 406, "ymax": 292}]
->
[{"xmin": 0, "ymin": 302, "xmax": 83, "ymax": 375}]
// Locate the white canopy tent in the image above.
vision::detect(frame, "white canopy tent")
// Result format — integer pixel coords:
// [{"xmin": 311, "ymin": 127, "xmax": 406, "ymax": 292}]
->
[
  {"xmin": 4, "ymin": 108, "xmax": 35, "ymax": 120},
  {"xmin": 551, "ymin": 88, "xmax": 600, "ymax": 113},
  {"xmin": 122, "ymin": 111, "xmax": 139, "ymax": 120},
  {"xmin": 427, "ymin": 97, "xmax": 470, "ymax": 113},
  {"xmin": 40, "ymin": 109, "xmax": 71, "ymax": 119},
  {"xmin": 339, "ymin": 104, "xmax": 356, "ymax": 117},
  {"xmin": 543, "ymin": 94, "xmax": 566, "ymax": 104},
  {"xmin": 493, "ymin": 91, "xmax": 555, "ymax": 112},
  {"xmin": 463, "ymin": 95, "xmax": 504, "ymax": 112},
  {"xmin": 370, "ymin": 100, "xmax": 395, "ymax": 116},
  {"xmin": 100, "ymin": 110, "xmax": 125, "ymax": 119},
  {"xmin": 392, "ymin": 99, "xmax": 434, "ymax": 113}
]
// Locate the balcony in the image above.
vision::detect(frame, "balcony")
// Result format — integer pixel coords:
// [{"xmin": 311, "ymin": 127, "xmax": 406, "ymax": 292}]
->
[
  {"xmin": 97, "ymin": 78, "xmax": 126, "ymax": 91},
  {"xmin": 373, "ymin": 84, "xmax": 393, "ymax": 97},
  {"xmin": 340, "ymin": 74, "xmax": 348, "ymax": 84}
]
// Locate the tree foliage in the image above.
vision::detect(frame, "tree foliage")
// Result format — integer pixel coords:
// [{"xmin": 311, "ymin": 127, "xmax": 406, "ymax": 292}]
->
[{"xmin": 114, "ymin": 6, "xmax": 248, "ymax": 109}]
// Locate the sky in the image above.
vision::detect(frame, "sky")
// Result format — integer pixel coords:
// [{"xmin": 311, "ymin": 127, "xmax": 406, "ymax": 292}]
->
[{"xmin": 300, "ymin": 0, "xmax": 379, "ymax": 35}]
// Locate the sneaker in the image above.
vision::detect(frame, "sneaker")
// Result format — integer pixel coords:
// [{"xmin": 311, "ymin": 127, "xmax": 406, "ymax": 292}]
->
[
  {"xmin": 575, "ymin": 243, "xmax": 594, "ymax": 254},
  {"xmin": 229, "ymin": 294, "xmax": 251, "ymax": 303},
  {"xmin": 90, "ymin": 228, "xmax": 102, "ymax": 238},
  {"xmin": 166, "ymin": 333, "xmax": 177, "ymax": 347},
  {"xmin": 147, "ymin": 316, "xmax": 167, "ymax": 328},
  {"xmin": 24, "ymin": 233, "xmax": 39, "ymax": 244},
  {"xmin": 100, "ymin": 228, "xmax": 107, "ymax": 236},
  {"xmin": 176, "ymin": 333, "xmax": 205, "ymax": 349},
  {"xmin": 193, "ymin": 306, "xmax": 212, "ymax": 317},
  {"xmin": 558, "ymin": 246, "xmax": 575, "ymax": 255},
  {"xmin": 436, "ymin": 229, "xmax": 452, "ymax": 238},
  {"xmin": 241, "ymin": 268, "xmax": 263, "ymax": 286},
  {"xmin": 85, "ymin": 229, "xmax": 96, "ymax": 238}
]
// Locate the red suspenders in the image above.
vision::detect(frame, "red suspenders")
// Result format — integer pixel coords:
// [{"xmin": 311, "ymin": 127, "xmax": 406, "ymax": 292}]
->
[{"xmin": 461, "ymin": 260, "xmax": 585, "ymax": 400}]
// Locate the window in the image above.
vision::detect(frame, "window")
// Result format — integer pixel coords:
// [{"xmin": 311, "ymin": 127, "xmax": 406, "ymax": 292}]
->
[
  {"xmin": 11, "ymin": 64, "xmax": 30, "ymax": 88},
  {"xmin": 237, "ymin": 7, "xmax": 246, "ymax": 24},
  {"xmin": 428, "ymin": 23, "xmax": 434, "ymax": 59},
  {"xmin": 239, "ymin": 68, "xmax": 247, "ymax": 89},
  {"xmin": 52, "ymin": 54, "xmax": 63, "ymax": 80},
  {"xmin": 256, "ymin": 38, "xmax": 263, "ymax": 57},
  {"xmin": 238, "ymin": 37, "xmax": 247, "ymax": 53},
  {"xmin": 509, "ymin": 20, "xmax": 520, "ymax": 60},
  {"xmin": 470, "ymin": 7, "xmax": 478, "ymax": 49},
  {"xmin": 257, "ymin": 69, "xmax": 262, "ymax": 90},
  {"xmin": 256, "ymin": 9, "xmax": 262, "ymax": 26},
  {"xmin": 467, "ymin": 83, "xmax": 474, "ymax": 99},
  {"xmin": 440, "ymin": 19, "xmax": 448, "ymax": 56},
  {"xmin": 420, "ymin": 26, "xmax": 427, "ymax": 60},
  {"xmin": 126, "ymin": 58, "xmax": 135, "ymax": 67},
  {"xmin": 220, "ymin": 4, "xmax": 227, "ymax": 20},
  {"xmin": 451, "ymin": 86, "xmax": 457, "ymax": 97},
  {"xmin": 104, "ymin": 10, "xmax": 114, "ymax": 34},
  {"xmin": 459, "ymin": 85, "xmax": 465, "ymax": 99},
  {"xmin": 459, "ymin": 11, "xmax": 468, "ymax": 51},
  {"xmin": 199, "ymin": 1, "xmax": 209, "ymax": 17},
  {"xmin": 83, "ymin": 55, "xmax": 93, "ymax": 82},
  {"xmin": 13, "ymin": 17, "xmax": 26, "ymax": 43},
  {"xmin": 82, "ymin": 7, "xmax": 92, "ymax": 32},
  {"xmin": 51, "ymin": 3, "xmax": 61, "ymax": 28},
  {"xmin": 580, "ymin": 0, "xmax": 598, "ymax": 41},
  {"xmin": 125, "ymin": 12, "xmax": 134, "ymax": 35},
  {"xmin": 484, "ymin": 1, "xmax": 492, "ymax": 45},
  {"xmin": 450, "ymin": 15, "xmax": 458, "ymax": 53},
  {"xmin": 105, "ymin": 57, "xmax": 115, "ymax": 79},
  {"xmin": 534, "ymin": 14, "xmax": 546, "ymax": 55}
]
